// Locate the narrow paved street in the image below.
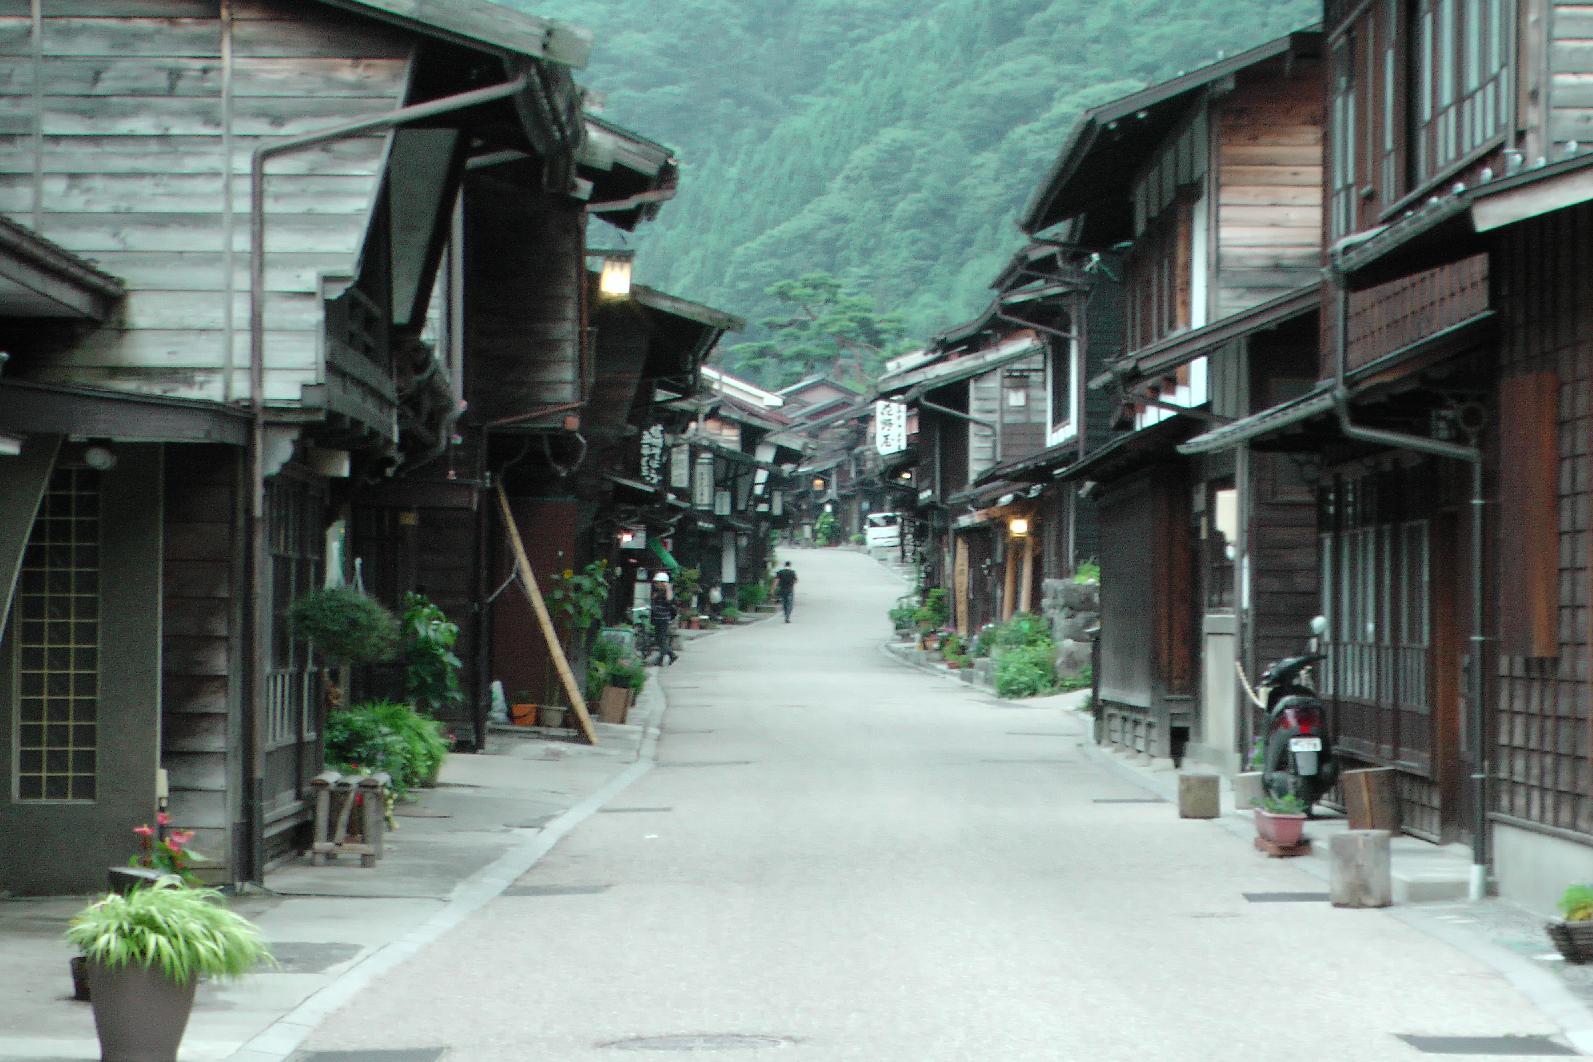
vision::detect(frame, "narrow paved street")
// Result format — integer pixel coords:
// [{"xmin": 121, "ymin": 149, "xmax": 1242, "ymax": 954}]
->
[{"xmin": 298, "ymin": 549, "xmax": 1570, "ymax": 1061}]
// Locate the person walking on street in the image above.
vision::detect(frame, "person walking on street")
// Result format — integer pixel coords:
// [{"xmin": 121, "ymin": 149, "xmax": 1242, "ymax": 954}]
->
[
  {"xmin": 774, "ymin": 561, "xmax": 798, "ymax": 622},
  {"xmin": 649, "ymin": 574, "xmax": 678, "ymax": 666}
]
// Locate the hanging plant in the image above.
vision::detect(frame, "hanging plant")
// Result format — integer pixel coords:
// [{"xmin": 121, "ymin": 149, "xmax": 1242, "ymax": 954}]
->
[{"xmin": 288, "ymin": 587, "xmax": 400, "ymax": 664}]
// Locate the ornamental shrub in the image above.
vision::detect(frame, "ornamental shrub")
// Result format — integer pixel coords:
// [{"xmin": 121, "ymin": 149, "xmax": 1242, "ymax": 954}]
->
[
  {"xmin": 994, "ymin": 642, "xmax": 1057, "ymax": 699},
  {"xmin": 737, "ymin": 582, "xmax": 767, "ymax": 610},
  {"xmin": 401, "ymin": 592, "xmax": 463, "ymax": 717},
  {"xmin": 289, "ymin": 587, "xmax": 400, "ymax": 663},
  {"xmin": 325, "ymin": 699, "xmax": 448, "ymax": 798}
]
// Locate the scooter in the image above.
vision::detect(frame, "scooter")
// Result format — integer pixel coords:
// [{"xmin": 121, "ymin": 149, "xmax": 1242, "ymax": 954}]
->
[{"xmin": 1249, "ymin": 617, "xmax": 1338, "ymax": 810}]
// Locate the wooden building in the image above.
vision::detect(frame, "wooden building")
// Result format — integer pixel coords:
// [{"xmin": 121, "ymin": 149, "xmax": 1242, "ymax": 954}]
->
[
  {"xmin": 0, "ymin": 0, "xmax": 685, "ymax": 892},
  {"xmin": 1019, "ymin": 31, "xmax": 1325, "ymax": 765},
  {"xmin": 1175, "ymin": 0, "xmax": 1593, "ymax": 911}
]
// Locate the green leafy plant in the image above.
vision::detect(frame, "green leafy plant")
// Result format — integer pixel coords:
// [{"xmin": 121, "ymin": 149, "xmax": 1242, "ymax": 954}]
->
[
  {"xmin": 994, "ymin": 642, "xmax": 1056, "ymax": 699},
  {"xmin": 1073, "ymin": 559, "xmax": 1101, "ymax": 584},
  {"xmin": 401, "ymin": 592, "xmax": 463, "ymax": 717},
  {"xmin": 722, "ymin": 605, "xmax": 742, "ymax": 622},
  {"xmin": 1056, "ymin": 665, "xmax": 1092, "ymax": 692},
  {"xmin": 1248, "ymin": 737, "xmax": 1266, "ymax": 771},
  {"xmin": 130, "ymin": 813, "xmax": 204, "ymax": 886},
  {"xmin": 672, "ymin": 567, "xmax": 702, "ymax": 610},
  {"xmin": 1257, "ymin": 793, "xmax": 1308, "ymax": 814},
  {"xmin": 850, "ymin": 532, "xmax": 866, "ymax": 545},
  {"xmin": 324, "ymin": 699, "xmax": 448, "ymax": 799},
  {"xmin": 888, "ymin": 603, "xmax": 918, "ymax": 630},
  {"xmin": 547, "ymin": 560, "xmax": 614, "ymax": 651},
  {"xmin": 737, "ymin": 582, "xmax": 767, "ymax": 610},
  {"xmin": 814, "ymin": 510, "xmax": 839, "ymax": 545},
  {"xmin": 1559, "ymin": 884, "xmax": 1593, "ymax": 922},
  {"xmin": 912, "ymin": 587, "xmax": 950, "ymax": 632},
  {"xmin": 986, "ymin": 612, "xmax": 1053, "ymax": 652},
  {"xmin": 67, "ymin": 877, "xmax": 272, "ymax": 983},
  {"xmin": 588, "ymin": 638, "xmax": 646, "ymax": 701},
  {"xmin": 941, "ymin": 633, "xmax": 963, "ymax": 660},
  {"xmin": 288, "ymin": 587, "xmax": 400, "ymax": 664}
]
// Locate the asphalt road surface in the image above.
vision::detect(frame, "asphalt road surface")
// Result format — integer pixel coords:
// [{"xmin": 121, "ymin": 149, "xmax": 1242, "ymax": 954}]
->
[{"xmin": 299, "ymin": 548, "xmax": 1573, "ymax": 1061}]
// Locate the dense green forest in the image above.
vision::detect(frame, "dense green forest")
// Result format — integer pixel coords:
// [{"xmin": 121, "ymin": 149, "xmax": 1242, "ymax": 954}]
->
[{"xmin": 501, "ymin": 0, "xmax": 1318, "ymax": 384}]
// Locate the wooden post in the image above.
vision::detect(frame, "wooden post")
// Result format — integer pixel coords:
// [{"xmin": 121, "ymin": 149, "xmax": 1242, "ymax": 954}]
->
[
  {"xmin": 494, "ymin": 484, "xmax": 598, "ymax": 745},
  {"xmin": 1341, "ymin": 767, "xmax": 1400, "ymax": 831},
  {"xmin": 1002, "ymin": 540, "xmax": 1018, "ymax": 621},
  {"xmin": 1018, "ymin": 533, "xmax": 1035, "ymax": 614}
]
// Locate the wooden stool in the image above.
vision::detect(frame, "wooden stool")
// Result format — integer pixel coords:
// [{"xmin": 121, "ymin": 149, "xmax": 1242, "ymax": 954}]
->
[{"xmin": 311, "ymin": 770, "xmax": 390, "ymax": 867}]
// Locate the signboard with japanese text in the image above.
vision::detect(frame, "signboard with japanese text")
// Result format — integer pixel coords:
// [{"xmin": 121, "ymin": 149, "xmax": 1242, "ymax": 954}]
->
[{"xmin": 875, "ymin": 399, "xmax": 908, "ymax": 455}]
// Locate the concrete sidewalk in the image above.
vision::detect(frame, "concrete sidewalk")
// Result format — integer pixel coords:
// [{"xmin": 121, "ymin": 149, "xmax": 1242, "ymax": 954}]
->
[
  {"xmin": 0, "ymin": 678, "xmax": 671, "ymax": 1062},
  {"xmin": 879, "ymin": 659, "xmax": 1593, "ymax": 1047}
]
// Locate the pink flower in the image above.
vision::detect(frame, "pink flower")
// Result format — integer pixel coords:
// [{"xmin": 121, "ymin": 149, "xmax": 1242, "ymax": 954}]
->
[
  {"xmin": 132, "ymin": 824, "xmax": 155, "ymax": 838},
  {"xmin": 156, "ymin": 811, "xmax": 172, "ymax": 826},
  {"xmin": 170, "ymin": 830, "xmax": 194, "ymax": 846}
]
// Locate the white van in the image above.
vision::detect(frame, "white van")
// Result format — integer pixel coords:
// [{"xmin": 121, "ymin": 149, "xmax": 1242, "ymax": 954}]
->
[{"xmin": 865, "ymin": 512, "xmax": 902, "ymax": 551}]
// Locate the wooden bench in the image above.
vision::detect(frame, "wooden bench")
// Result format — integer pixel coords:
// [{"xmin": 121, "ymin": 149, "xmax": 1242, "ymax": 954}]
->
[{"xmin": 310, "ymin": 770, "xmax": 390, "ymax": 867}]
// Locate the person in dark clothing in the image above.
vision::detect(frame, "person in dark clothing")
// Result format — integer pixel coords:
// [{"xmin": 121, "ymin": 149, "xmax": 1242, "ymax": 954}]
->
[
  {"xmin": 649, "ymin": 579, "xmax": 678, "ymax": 665},
  {"xmin": 773, "ymin": 561, "xmax": 797, "ymax": 622}
]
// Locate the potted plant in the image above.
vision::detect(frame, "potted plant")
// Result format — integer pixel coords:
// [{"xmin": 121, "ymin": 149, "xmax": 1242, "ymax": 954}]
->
[
  {"xmin": 538, "ymin": 703, "xmax": 568, "ymax": 728},
  {"xmin": 67, "ymin": 877, "xmax": 273, "ymax": 1062},
  {"xmin": 1546, "ymin": 884, "xmax": 1593, "ymax": 962},
  {"xmin": 1233, "ymin": 737, "xmax": 1266, "ymax": 812},
  {"xmin": 1253, "ymin": 792, "xmax": 1309, "ymax": 846},
  {"xmin": 721, "ymin": 605, "xmax": 742, "ymax": 624},
  {"xmin": 509, "ymin": 690, "xmax": 538, "ymax": 726},
  {"xmin": 289, "ymin": 586, "xmax": 401, "ymax": 710}
]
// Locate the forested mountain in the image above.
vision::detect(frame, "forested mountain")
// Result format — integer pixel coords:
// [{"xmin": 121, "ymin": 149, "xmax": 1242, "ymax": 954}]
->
[{"xmin": 500, "ymin": 0, "xmax": 1318, "ymax": 383}]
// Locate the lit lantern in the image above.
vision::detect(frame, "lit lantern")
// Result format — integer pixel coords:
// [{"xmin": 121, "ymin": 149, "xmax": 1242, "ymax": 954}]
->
[
  {"xmin": 1009, "ymin": 516, "xmax": 1030, "ymax": 537},
  {"xmin": 598, "ymin": 250, "xmax": 634, "ymax": 296}
]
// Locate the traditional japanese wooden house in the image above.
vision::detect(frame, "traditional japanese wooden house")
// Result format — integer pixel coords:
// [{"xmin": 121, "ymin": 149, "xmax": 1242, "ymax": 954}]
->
[
  {"xmin": 1178, "ymin": 0, "xmax": 1593, "ymax": 911},
  {"xmin": 0, "ymin": 0, "xmax": 682, "ymax": 891},
  {"xmin": 1019, "ymin": 30, "xmax": 1325, "ymax": 766}
]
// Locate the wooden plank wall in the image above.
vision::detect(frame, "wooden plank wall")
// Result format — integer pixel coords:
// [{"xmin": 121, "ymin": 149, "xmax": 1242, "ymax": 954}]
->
[
  {"xmin": 461, "ymin": 167, "xmax": 583, "ymax": 422},
  {"xmin": 1213, "ymin": 58, "xmax": 1324, "ymax": 319},
  {"xmin": 161, "ymin": 444, "xmax": 243, "ymax": 880},
  {"xmin": 0, "ymin": 1, "xmax": 408, "ymax": 403},
  {"xmin": 1549, "ymin": 0, "xmax": 1593, "ymax": 145},
  {"xmin": 1492, "ymin": 198, "xmax": 1593, "ymax": 838},
  {"xmin": 968, "ymin": 370, "xmax": 1000, "ymax": 480}
]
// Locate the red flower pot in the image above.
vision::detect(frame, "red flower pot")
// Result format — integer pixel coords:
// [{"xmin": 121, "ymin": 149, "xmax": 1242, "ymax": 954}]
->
[{"xmin": 1254, "ymin": 809, "xmax": 1307, "ymax": 846}]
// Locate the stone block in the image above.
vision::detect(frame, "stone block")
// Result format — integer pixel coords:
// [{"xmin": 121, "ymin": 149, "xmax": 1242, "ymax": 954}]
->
[
  {"xmin": 1330, "ymin": 830, "xmax": 1393, "ymax": 908},
  {"xmin": 1060, "ymin": 581, "xmax": 1100, "ymax": 611},
  {"xmin": 1055, "ymin": 638, "xmax": 1091, "ymax": 678},
  {"xmin": 1178, "ymin": 773, "xmax": 1220, "ymax": 818}
]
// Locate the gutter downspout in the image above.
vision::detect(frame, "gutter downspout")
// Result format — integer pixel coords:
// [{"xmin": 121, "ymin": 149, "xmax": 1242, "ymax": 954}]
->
[
  {"xmin": 1330, "ymin": 273, "xmax": 1488, "ymax": 901},
  {"xmin": 247, "ymin": 73, "xmax": 534, "ymax": 884},
  {"xmin": 916, "ymin": 394, "xmax": 1000, "ymax": 469}
]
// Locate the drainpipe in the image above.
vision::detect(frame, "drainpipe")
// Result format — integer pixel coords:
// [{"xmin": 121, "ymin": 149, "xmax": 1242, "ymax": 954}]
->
[
  {"xmin": 246, "ymin": 72, "xmax": 536, "ymax": 884},
  {"xmin": 1330, "ymin": 274, "xmax": 1488, "ymax": 901}
]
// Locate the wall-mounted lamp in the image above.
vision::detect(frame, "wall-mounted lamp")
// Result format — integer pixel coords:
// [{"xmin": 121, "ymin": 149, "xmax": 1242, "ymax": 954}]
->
[
  {"xmin": 898, "ymin": 470, "xmax": 913, "ymax": 481},
  {"xmin": 1008, "ymin": 516, "xmax": 1030, "ymax": 537},
  {"xmin": 823, "ymin": 502, "xmax": 833, "ymax": 513},
  {"xmin": 811, "ymin": 476, "xmax": 827, "ymax": 491},
  {"xmin": 83, "ymin": 445, "xmax": 118, "ymax": 471},
  {"xmin": 591, "ymin": 248, "xmax": 635, "ymax": 296}
]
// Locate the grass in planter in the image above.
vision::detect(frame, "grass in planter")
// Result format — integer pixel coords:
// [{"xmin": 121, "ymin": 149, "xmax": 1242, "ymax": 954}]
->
[{"xmin": 67, "ymin": 877, "xmax": 272, "ymax": 982}]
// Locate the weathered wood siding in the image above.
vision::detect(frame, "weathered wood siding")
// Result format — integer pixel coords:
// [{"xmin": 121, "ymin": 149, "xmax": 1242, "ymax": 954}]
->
[
  {"xmin": 968, "ymin": 370, "xmax": 1000, "ymax": 481},
  {"xmin": 0, "ymin": 1, "xmax": 408, "ymax": 403},
  {"xmin": 161, "ymin": 443, "xmax": 243, "ymax": 879},
  {"xmin": 1491, "ymin": 198, "xmax": 1593, "ymax": 839},
  {"xmin": 1213, "ymin": 60, "xmax": 1324, "ymax": 319},
  {"xmin": 994, "ymin": 352, "xmax": 1048, "ymax": 466},
  {"xmin": 461, "ymin": 167, "xmax": 583, "ymax": 422},
  {"xmin": 1549, "ymin": 1, "xmax": 1593, "ymax": 145}
]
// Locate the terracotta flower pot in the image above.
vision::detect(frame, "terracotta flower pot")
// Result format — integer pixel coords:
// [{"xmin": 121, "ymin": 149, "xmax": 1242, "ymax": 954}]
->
[
  {"xmin": 85, "ymin": 960, "xmax": 197, "ymax": 1062},
  {"xmin": 509, "ymin": 703, "xmax": 538, "ymax": 726},
  {"xmin": 1254, "ymin": 808, "xmax": 1307, "ymax": 846}
]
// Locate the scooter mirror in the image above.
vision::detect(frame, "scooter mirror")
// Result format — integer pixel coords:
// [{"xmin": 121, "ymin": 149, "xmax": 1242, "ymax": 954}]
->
[{"xmin": 1309, "ymin": 615, "xmax": 1328, "ymax": 637}]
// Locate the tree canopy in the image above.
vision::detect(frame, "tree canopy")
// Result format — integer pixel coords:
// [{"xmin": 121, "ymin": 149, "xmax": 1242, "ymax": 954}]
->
[{"xmin": 499, "ymin": 0, "xmax": 1317, "ymax": 385}]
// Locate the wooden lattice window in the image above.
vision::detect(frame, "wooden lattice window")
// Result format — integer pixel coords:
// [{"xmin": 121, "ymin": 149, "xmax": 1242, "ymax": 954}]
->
[
  {"xmin": 266, "ymin": 478, "xmax": 323, "ymax": 749},
  {"xmin": 12, "ymin": 468, "xmax": 100, "ymax": 802}
]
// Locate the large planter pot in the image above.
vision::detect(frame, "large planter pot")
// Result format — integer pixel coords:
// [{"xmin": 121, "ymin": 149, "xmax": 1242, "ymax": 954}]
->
[
  {"xmin": 1547, "ymin": 920, "xmax": 1593, "ymax": 963},
  {"xmin": 509, "ymin": 703, "xmax": 538, "ymax": 726},
  {"xmin": 1254, "ymin": 808, "xmax": 1307, "ymax": 846},
  {"xmin": 85, "ymin": 960, "xmax": 197, "ymax": 1062},
  {"xmin": 537, "ymin": 705, "xmax": 567, "ymax": 728}
]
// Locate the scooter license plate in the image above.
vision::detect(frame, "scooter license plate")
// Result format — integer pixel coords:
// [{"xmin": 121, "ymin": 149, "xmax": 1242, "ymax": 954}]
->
[{"xmin": 1289, "ymin": 737, "xmax": 1323, "ymax": 753}]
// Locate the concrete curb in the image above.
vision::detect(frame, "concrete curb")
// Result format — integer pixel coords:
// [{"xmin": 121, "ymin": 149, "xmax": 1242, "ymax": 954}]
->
[
  {"xmin": 224, "ymin": 678, "xmax": 672, "ymax": 1062},
  {"xmin": 1072, "ymin": 718, "xmax": 1593, "ymax": 1055}
]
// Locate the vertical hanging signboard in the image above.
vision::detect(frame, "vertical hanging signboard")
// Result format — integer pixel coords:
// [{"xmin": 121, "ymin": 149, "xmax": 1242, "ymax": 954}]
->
[{"xmin": 875, "ymin": 399, "xmax": 908, "ymax": 455}]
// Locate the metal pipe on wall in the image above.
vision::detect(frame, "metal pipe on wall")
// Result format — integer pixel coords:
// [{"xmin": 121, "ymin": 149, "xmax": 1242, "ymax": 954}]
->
[
  {"xmin": 1330, "ymin": 273, "xmax": 1487, "ymax": 901},
  {"xmin": 245, "ymin": 72, "xmax": 534, "ymax": 884}
]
